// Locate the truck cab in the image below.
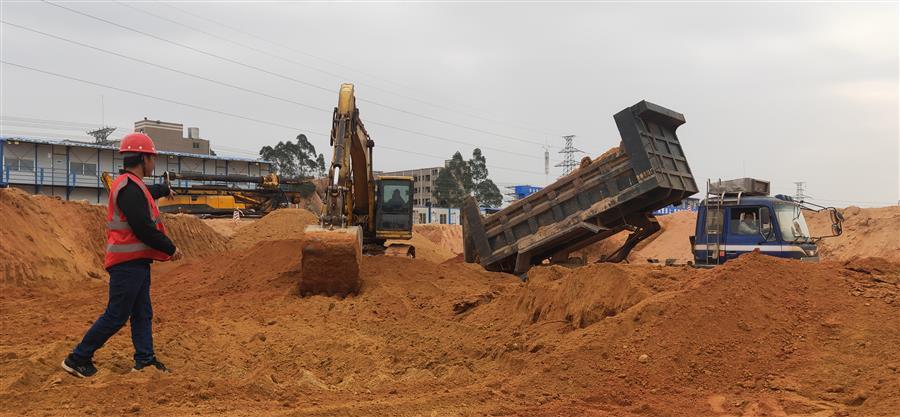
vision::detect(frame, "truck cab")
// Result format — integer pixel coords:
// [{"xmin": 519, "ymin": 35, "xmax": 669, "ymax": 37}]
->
[{"xmin": 692, "ymin": 178, "xmax": 842, "ymax": 266}]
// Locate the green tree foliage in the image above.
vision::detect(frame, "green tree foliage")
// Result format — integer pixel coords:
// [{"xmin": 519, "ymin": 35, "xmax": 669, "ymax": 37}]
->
[
  {"xmin": 434, "ymin": 151, "xmax": 469, "ymax": 207},
  {"xmin": 434, "ymin": 148, "xmax": 503, "ymax": 208},
  {"xmin": 258, "ymin": 134, "xmax": 326, "ymax": 178},
  {"xmin": 468, "ymin": 149, "xmax": 502, "ymax": 208}
]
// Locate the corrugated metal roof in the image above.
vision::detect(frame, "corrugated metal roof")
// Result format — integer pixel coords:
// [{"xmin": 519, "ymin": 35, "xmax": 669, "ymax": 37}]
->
[{"xmin": 0, "ymin": 135, "xmax": 271, "ymax": 164}]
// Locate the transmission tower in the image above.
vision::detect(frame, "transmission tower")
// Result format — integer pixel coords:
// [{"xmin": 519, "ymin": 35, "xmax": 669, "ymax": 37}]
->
[
  {"xmin": 554, "ymin": 135, "xmax": 584, "ymax": 177},
  {"xmin": 87, "ymin": 126, "xmax": 117, "ymax": 144},
  {"xmin": 794, "ymin": 181, "xmax": 807, "ymax": 202}
]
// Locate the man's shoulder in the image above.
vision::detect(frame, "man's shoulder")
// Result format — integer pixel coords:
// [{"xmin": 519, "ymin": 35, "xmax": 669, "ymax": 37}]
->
[{"xmin": 117, "ymin": 179, "xmax": 146, "ymax": 201}]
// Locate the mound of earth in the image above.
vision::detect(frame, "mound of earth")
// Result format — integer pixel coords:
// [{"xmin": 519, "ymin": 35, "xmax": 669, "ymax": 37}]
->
[
  {"xmin": 575, "ymin": 210, "xmax": 697, "ymax": 263},
  {"xmin": 228, "ymin": 208, "xmax": 318, "ymax": 250},
  {"xmin": 0, "ymin": 188, "xmax": 223, "ymax": 287},
  {"xmin": 414, "ymin": 224, "xmax": 463, "ymax": 255},
  {"xmin": 2, "ymin": 187, "xmax": 899, "ymax": 417},
  {"xmin": 808, "ymin": 205, "xmax": 900, "ymax": 262}
]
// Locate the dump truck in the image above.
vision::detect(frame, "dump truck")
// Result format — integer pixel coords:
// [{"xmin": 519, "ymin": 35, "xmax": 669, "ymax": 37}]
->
[
  {"xmin": 462, "ymin": 100, "xmax": 698, "ymax": 275},
  {"xmin": 692, "ymin": 177, "xmax": 843, "ymax": 266}
]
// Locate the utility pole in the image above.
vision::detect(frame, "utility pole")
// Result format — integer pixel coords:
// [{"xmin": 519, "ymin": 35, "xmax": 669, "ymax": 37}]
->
[
  {"xmin": 554, "ymin": 135, "xmax": 584, "ymax": 177},
  {"xmin": 87, "ymin": 126, "xmax": 117, "ymax": 144},
  {"xmin": 87, "ymin": 95, "xmax": 116, "ymax": 144},
  {"xmin": 794, "ymin": 181, "xmax": 807, "ymax": 202}
]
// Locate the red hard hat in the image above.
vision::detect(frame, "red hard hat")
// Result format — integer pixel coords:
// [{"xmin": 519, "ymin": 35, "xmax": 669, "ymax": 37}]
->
[{"xmin": 119, "ymin": 132, "xmax": 158, "ymax": 155}]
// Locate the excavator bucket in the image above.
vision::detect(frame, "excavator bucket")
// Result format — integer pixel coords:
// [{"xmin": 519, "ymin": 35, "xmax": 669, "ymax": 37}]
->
[{"xmin": 299, "ymin": 225, "xmax": 363, "ymax": 297}]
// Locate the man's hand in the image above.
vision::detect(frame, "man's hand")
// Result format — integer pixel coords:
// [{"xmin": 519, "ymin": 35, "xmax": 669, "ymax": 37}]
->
[{"xmin": 170, "ymin": 248, "xmax": 184, "ymax": 261}]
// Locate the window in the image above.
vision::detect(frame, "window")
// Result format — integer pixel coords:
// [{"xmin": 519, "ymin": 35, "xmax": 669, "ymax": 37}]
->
[
  {"xmin": 432, "ymin": 169, "xmax": 438, "ymax": 175},
  {"xmin": 418, "ymin": 213, "xmax": 427, "ymax": 224},
  {"xmin": 5, "ymin": 158, "xmax": 34, "ymax": 172},
  {"xmin": 439, "ymin": 214, "xmax": 447, "ymax": 224},
  {"xmin": 730, "ymin": 207, "xmax": 760, "ymax": 235},
  {"xmin": 425, "ymin": 174, "xmax": 430, "ymax": 181},
  {"xmin": 705, "ymin": 207, "xmax": 723, "ymax": 235},
  {"xmin": 425, "ymin": 186, "xmax": 430, "ymax": 193},
  {"xmin": 192, "ymin": 142, "xmax": 200, "ymax": 149},
  {"xmin": 775, "ymin": 203, "xmax": 811, "ymax": 242},
  {"xmin": 69, "ymin": 162, "xmax": 97, "ymax": 176}
]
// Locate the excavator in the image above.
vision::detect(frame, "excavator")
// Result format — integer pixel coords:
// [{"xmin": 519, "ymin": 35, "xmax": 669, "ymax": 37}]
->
[{"xmin": 298, "ymin": 83, "xmax": 415, "ymax": 297}]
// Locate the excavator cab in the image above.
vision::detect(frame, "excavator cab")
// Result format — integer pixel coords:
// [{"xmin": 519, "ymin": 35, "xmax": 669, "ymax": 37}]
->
[{"xmin": 374, "ymin": 176, "xmax": 414, "ymax": 240}]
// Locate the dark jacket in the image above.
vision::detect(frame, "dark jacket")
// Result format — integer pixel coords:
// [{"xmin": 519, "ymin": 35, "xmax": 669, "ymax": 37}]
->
[{"xmin": 117, "ymin": 181, "xmax": 177, "ymax": 257}]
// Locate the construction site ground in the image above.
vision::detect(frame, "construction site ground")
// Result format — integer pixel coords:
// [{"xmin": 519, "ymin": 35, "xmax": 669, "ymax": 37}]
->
[{"xmin": 1, "ymin": 187, "xmax": 899, "ymax": 417}]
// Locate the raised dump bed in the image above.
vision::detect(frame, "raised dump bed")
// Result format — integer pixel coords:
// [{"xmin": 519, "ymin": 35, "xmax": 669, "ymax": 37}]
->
[{"xmin": 461, "ymin": 100, "xmax": 698, "ymax": 274}]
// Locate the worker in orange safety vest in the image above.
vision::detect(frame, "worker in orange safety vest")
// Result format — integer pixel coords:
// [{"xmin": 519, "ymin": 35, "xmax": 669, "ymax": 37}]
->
[{"xmin": 62, "ymin": 132, "xmax": 183, "ymax": 378}]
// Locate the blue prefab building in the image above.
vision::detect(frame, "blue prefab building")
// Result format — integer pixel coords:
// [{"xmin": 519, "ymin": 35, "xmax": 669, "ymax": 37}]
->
[{"xmin": 0, "ymin": 135, "xmax": 273, "ymax": 205}]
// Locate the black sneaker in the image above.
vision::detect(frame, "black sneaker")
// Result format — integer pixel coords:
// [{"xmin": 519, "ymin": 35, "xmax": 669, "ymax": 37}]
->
[
  {"xmin": 132, "ymin": 358, "xmax": 170, "ymax": 373},
  {"xmin": 61, "ymin": 354, "xmax": 97, "ymax": 378}
]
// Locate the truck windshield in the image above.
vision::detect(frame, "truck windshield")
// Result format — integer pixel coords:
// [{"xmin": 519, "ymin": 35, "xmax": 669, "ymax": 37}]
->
[{"xmin": 775, "ymin": 203, "xmax": 811, "ymax": 242}]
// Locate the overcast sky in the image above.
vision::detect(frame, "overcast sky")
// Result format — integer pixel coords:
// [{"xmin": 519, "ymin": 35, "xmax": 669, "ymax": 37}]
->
[{"xmin": 1, "ymin": 1, "xmax": 897, "ymax": 207}]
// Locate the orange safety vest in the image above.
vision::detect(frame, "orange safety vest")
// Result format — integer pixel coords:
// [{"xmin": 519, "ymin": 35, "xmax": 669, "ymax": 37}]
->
[{"xmin": 104, "ymin": 172, "xmax": 171, "ymax": 269}]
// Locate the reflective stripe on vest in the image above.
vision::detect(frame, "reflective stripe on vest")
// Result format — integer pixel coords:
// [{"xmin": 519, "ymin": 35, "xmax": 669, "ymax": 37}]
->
[{"xmin": 107, "ymin": 242, "xmax": 153, "ymax": 252}]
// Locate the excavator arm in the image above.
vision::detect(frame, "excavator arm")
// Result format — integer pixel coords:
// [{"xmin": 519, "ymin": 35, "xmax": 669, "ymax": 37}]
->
[{"xmin": 321, "ymin": 83, "xmax": 375, "ymax": 232}]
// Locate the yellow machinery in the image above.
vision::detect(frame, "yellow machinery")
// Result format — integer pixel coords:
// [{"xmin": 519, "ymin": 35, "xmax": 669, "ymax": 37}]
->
[
  {"xmin": 299, "ymin": 83, "xmax": 415, "ymax": 297},
  {"xmin": 100, "ymin": 171, "xmax": 312, "ymax": 216}
]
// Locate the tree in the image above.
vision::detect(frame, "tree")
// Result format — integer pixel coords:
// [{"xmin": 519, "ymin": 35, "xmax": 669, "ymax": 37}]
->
[
  {"xmin": 315, "ymin": 154, "xmax": 326, "ymax": 178},
  {"xmin": 259, "ymin": 134, "xmax": 326, "ymax": 178},
  {"xmin": 467, "ymin": 149, "xmax": 502, "ymax": 207},
  {"xmin": 433, "ymin": 148, "xmax": 503, "ymax": 208},
  {"xmin": 434, "ymin": 151, "xmax": 470, "ymax": 207},
  {"xmin": 474, "ymin": 179, "xmax": 503, "ymax": 208}
]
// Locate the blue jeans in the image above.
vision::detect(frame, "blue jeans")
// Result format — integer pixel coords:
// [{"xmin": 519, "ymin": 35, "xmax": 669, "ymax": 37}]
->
[{"xmin": 72, "ymin": 261, "xmax": 155, "ymax": 363}]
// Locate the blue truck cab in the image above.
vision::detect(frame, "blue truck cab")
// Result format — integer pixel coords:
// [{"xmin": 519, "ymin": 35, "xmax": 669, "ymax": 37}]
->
[{"xmin": 691, "ymin": 178, "xmax": 842, "ymax": 266}]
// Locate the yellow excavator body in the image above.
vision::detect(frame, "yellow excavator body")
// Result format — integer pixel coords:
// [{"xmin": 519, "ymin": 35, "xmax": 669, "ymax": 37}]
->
[{"xmin": 298, "ymin": 84, "xmax": 415, "ymax": 297}]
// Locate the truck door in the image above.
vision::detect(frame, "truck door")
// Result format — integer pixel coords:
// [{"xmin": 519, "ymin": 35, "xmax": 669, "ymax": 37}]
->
[{"xmin": 724, "ymin": 206, "xmax": 776, "ymax": 261}]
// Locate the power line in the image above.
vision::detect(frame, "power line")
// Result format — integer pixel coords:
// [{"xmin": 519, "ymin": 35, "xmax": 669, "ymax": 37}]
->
[
  {"xmin": 48, "ymin": 1, "xmax": 553, "ymax": 150},
  {"xmin": 1, "ymin": 61, "xmax": 544, "ymax": 177},
  {"xmin": 2, "ymin": 20, "xmax": 540, "ymax": 160},
  {"xmin": 161, "ymin": 1, "xmax": 563, "ymax": 140},
  {"xmin": 2, "ymin": 60, "xmax": 324, "ymax": 134}
]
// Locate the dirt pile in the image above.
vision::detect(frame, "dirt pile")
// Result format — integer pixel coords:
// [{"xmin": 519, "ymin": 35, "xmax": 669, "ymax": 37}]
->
[
  {"xmin": 202, "ymin": 218, "xmax": 255, "ymax": 238},
  {"xmin": 0, "ymin": 188, "xmax": 106, "ymax": 286},
  {"xmin": 0, "ymin": 188, "xmax": 228, "ymax": 287},
  {"xmin": 414, "ymin": 224, "xmax": 463, "ymax": 255},
  {"xmin": 808, "ymin": 205, "xmax": 900, "ymax": 262},
  {"xmin": 2, "ymin": 188, "xmax": 899, "ymax": 416},
  {"xmin": 576, "ymin": 210, "xmax": 697, "ymax": 263},
  {"xmin": 465, "ymin": 253, "xmax": 900, "ymax": 416},
  {"xmin": 161, "ymin": 214, "xmax": 229, "ymax": 258},
  {"xmin": 227, "ymin": 208, "xmax": 318, "ymax": 250},
  {"xmin": 214, "ymin": 208, "xmax": 456, "ymax": 264}
]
